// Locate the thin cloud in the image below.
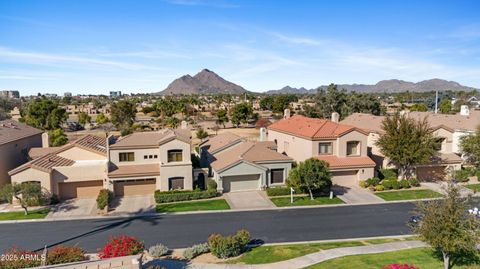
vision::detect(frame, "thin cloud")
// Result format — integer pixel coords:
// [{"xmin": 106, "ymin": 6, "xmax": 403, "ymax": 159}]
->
[{"xmin": 269, "ymin": 32, "xmax": 324, "ymax": 46}]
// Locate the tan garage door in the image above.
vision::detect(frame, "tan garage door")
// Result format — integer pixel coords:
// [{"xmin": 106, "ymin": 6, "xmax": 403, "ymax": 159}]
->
[
  {"xmin": 331, "ymin": 170, "xmax": 358, "ymax": 186},
  {"xmin": 59, "ymin": 180, "xmax": 104, "ymax": 200},
  {"xmin": 114, "ymin": 178, "xmax": 156, "ymax": 196},
  {"xmin": 416, "ymin": 166, "xmax": 446, "ymax": 181},
  {"xmin": 222, "ymin": 175, "xmax": 259, "ymax": 192}
]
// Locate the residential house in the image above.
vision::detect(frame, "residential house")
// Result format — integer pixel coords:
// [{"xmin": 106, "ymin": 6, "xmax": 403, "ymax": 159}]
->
[
  {"xmin": 0, "ymin": 120, "xmax": 43, "ymax": 186},
  {"xmin": 341, "ymin": 107, "xmax": 480, "ymax": 180},
  {"xmin": 199, "ymin": 132, "xmax": 293, "ymax": 192},
  {"xmin": 266, "ymin": 111, "xmax": 376, "ymax": 186}
]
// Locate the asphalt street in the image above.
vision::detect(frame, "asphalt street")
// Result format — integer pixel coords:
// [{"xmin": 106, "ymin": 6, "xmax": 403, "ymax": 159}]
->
[{"xmin": 0, "ymin": 202, "xmax": 415, "ymax": 252}]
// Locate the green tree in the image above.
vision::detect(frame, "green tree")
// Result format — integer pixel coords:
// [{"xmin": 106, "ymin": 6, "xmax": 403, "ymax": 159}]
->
[
  {"xmin": 111, "ymin": 100, "xmax": 136, "ymax": 135},
  {"xmin": 259, "ymin": 96, "xmax": 274, "ymax": 110},
  {"xmin": 196, "ymin": 128, "xmax": 209, "ymax": 141},
  {"xmin": 216, "ymin": 109, "xmax": 229, "ymax": 128},
  {"xmin": 412, "ymin": 184, "xmax": 480, "ymax": 269},
  {"xmin": 313, "ymin": 84, "xmax": 349, "ymax": 119},
  {"xmin": 230, "ymin": 102, "xmax": 253, "ymax": 127},
  {"xmin": 287, "ymin": 158, "xmax": 332, "ymax": 200},
  {"xmin": 272, "ymin": 94, "xmax": 298, "ymax": 113},
  {"xmin": 165, "ymin": 117, "xmax": 180, "ymax": 128},
  {"xmin": 410, "ymin": 103, "xmax": 428, "ymax": 112},
  {"xmin": 460, "ymin": 127, "xmax": 480, "ymax": 168},
  {"xmin": 23, "ymin": 98, "xmax": 68, "ymax": 130},
  {"xmin": 49, "ymin": 128, "xmax": 68, "ymax": 146},
  {"xmin": 96, "ymin": 112, "xmax": 109, "ymax": 124},
  {"xmin": 0, "ymin": 97, "xmax": 19, "ymax": 120},
  {"xmin": 78, "ymin": 112, "xmax": 91, "ymax": 126},
  {"xmin": 155, "ymin": 99, "xmax": 177, "ymax": 118},
  {"xmin": 439, "ymin": 100, "xmax": 453, "ymax": 114},
  {"xmin": 0, "ymin": 182, "xmax": 46, "ymax": 215},
  {"xmin": 376, "ymin": 113, "xmax": 439, "ymax": 179}
]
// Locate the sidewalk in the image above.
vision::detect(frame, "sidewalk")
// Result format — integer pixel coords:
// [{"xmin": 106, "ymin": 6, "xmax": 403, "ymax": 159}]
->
[{"xmin": 152, "ymin": 240, "xmax": 427, "ymax": 269}]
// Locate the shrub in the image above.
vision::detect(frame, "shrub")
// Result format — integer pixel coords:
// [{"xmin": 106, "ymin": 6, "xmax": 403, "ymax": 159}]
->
[
  {"xmin": 154, "ymin": 189, "xmax": 218, "ymax": 203},
  {"xmin": 359, "ymin": 180, "xmax": 368, "ymax": 188},
  {"xmin": 96, "ymin": 189, "xmax": 113, "ymax": 210},
  {"xmin": 455, "ymin": 169, "xmax": 471, "ymax": 182},
  {"xmin": 182, "ymin": 243, "xmax": 209, "ymax": 260},
  {"xmin": 148, "ymin": 244, "xmax": 169, "ymax": 258},
  {"xmin": 50, "ymin": 194, "xmax": 60, "ymax": 205},
  {"xmin": 391, "ymin": 180, "xmax": 400, "ymax": 190},
  {"xmin": 382, "ymin": 264, "xmax": 419, "ymax": 269},
  {"xmin": 207, "ymin": 179, "xmax": 217, "ymax": 190},
  {"xmin": 381, "ymin": 179, "xmax": 393, "ymax": 190},
  {"xmin": 399, "ymin": 179, "xmax": 411, "ymax": 189},
  {"xmin": 379, "ymin": 169, "xmax": 398, "ymax": 180},
  {"xmin": 98, "ymin": 235, "xmax": 145, "ymax": 259},
  {"xmin": 145, "ymin": 266, "xmax": 167, "ymax": 269},
  {"xmin": 0, "ymin": 247, "xmax": 41, "ymax": 269},
  {"xmin": 375, "ymin": 185, "xmax": 385, "ymax": 191},
  {"xmin": 208, "ymin": 230, "xmax": 251, "ymax": 259},
  {"xmin": 366, "ymin": 177, "xmax": 381, "ymax": 187},
  {"xmin": 408, "ymin": 178, "xmax": 420, "ymax": 187},
  {"xmin": 47, "ymin": 245, "xmax": 86, "ymax": 265}
]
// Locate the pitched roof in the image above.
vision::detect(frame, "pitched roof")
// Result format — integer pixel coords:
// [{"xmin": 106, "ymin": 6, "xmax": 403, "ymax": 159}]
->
[
  {"xmin": 71, "ymin": 135, "xmax": 107, "ymax": 155},
  {"xmin": 199, "ymin": 132, "xmax": 243, "ymax": 153},
  {"xmin": 110, "ymin": 129, "xmax": 191, "ymax": 149},
  {"xmin": 108, "ymin": 163, "xmax": 160, "ymax": 178},
  {"xmin": 0, "ymin": 120, "xmax": 43, "ymax": 146},
  {"xmin": 9, "ymin": 153, "xmax": 74, "ymax": 175},
  {"xmin": 315, "ymin": 155, "xmax": 376, "ymax": 169},
  {"xmin": 211, "ymin": 141, "xmax": 293, "ymax": 172},
  {"xmin": 29, "ymin": 147, "xmax": 59, "ymax": 159},
  {"xmin": 268, "ymin": 115, "xmax": 365, "ymax": 139}
]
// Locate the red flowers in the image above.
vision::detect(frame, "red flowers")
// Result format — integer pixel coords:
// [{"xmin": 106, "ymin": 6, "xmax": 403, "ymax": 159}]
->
[
  {"xmin": 98, "ymin": 235, "xmax": 145, "ymax": 259},
  {"xmin": 382, "ymin": 264, "xmax": 419, "ymax": 269}
]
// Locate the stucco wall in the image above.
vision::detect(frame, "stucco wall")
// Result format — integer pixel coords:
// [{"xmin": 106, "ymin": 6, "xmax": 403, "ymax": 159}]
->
[
  {"xmin": 159, "ymin": 139, "xmax": 191, "ymax": 165},
  {"xmin": 0, "ymin": 134, "xmax": 42, "ymax": 186},
  {"xmin": 214, "ymin": 161, "xmax": 266, "ymax": 191},
  {"xmin": 109, "ymin": 148, "xmax": 160, "ymax": 166},
  {"xmin": 267, "ymin": 130, "xmax": 314, "ymax": 162},
  {"xmin": 257, "ymin": 161, "xmax": 292, "ymax": 187},
  {"xmin": 57, "ymin": 147, "xmax": 106, "ymax": 161},
  {"xmin": 336, "ymin": 130, "xmax": 368, "ymax": 157},
  {"xmin": 10, "ymin": 168, "xmax": 52, "ymax": 193},
  {"xmin": 433, "ymin": 128, "xmax": 453, "ymax": 153},
  {"xmin": 159, "ymin": 164, "xmax": 193, "ymax": 191}
]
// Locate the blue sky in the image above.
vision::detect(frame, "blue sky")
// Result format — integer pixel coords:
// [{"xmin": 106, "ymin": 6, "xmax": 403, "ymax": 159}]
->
[{"xmin": 1, "ymin": 0, "xmax": 479, "ymax": 95}]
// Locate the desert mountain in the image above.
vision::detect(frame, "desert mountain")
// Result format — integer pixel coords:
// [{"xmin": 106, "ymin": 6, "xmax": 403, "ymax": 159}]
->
[{"xmin": 158, "ymin": 69, "xmax": 247, "ymax": 95}]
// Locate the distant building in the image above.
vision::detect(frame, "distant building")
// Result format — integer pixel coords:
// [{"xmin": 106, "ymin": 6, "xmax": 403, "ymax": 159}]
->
[
  {"xmin": 0, "ymin": 90, "xmax": 20, "ymax": 99},
  {"xmin": 64, "ymin": 92, "xmax": 72, "ymax": 97},
  {"xmin": 110, "ymin": 91, "xmax": 122, "ymax": 98}
]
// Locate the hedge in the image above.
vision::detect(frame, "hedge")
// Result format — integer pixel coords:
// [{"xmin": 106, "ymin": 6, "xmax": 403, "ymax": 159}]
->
[
  {"xmin": 266, "ymin": 187, "xmax": 302, "ymax": 196},
  {"xmin": 96, "ymin": 189, "xmax": 113, "ymax": 210},
  {"xmin": 154, "ymin": 189, "xmax": 218, "ymax": 203}
]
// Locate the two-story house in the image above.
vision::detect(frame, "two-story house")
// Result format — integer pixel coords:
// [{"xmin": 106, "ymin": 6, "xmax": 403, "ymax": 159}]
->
[
  {"xmin": 267, "ymin": 112, "xmax": 375, "ymax": 186},
  {"xmin": 199, "ymin": 132, "xmax": 293, "ymax": 192}
]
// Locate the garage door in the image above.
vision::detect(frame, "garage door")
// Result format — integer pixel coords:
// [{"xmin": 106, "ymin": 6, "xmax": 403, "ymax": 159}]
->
[
  {"xmin": 222, "ymin": 175, "xmax": 260, "ymax": 192},
  {"xmin": 114, "ymin": 178, "xmax": 156, "ymax": 196},
  {"xmin": 59, "ymin": 180, "xmax": 103, "ymax": 200},
  {"xmin": 331, "ymin": 170, "xmax": 358, "ymax": 186},
  {"xmin": 416, "ymin": 166, "xmax": 446, "ymax": 181}
]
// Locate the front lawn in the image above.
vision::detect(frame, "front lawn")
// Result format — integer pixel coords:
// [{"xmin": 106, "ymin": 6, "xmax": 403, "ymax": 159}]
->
[
  {"xmin": 229, "ymin": 238, "xmax": 412, "ymax": 264},
  {"xmin": 156, "ymin": 199, "xmax": 230, "ymax": 213},
  {"xmin": 374, "ymin": 189, "xmax": 443, "ymax": 201},
  {"xmin": 305, "ymin": 247, "xmax": 479, "ymax": 269},
  {"xmin": 270, "ymin": 196, "xmax": 343, "ymax": 207},
  {"xmin": 465, "ymin": 183, "xmax": 480, "ymax": 192},
  {"xmin": 0, "ymin": 209, "xmax": 50, "ymax": 221}
]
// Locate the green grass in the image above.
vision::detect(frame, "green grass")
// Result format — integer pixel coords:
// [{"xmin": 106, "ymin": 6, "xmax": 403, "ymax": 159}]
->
[
  {"xmin": 156, "ymin": 199, "xmax": 230, "ymax": 213},
  {"xmin": 465, "ymin": 183, "xmax": 480, "ymax": 192},
  {"xmin": 0, "ymin": 209, "xmax": 50, "ymax": 220},
  {"xmin": 305, "ymin": 247, "xmax": 479, "ymax": 269},
  {"xmin": 229, "ymin": 238, "xmax": 412, "ymax": 264},
  {"xmin": 375, "ymin": 189, "xmax": 443, "ymax": 201},
  {"xmin": 270, "ymin": 196, "xmax": 344, "ymax": 207}
]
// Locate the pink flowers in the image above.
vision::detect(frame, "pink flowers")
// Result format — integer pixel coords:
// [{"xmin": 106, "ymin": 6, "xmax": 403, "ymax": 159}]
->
[{"xmin": 98, "ymin": 235, "xmax": 145, "ymax": 259}]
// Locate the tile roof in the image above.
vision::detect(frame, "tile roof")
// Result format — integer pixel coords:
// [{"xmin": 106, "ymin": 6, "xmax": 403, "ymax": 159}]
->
[
  {"xmin": 28, "ymin": 147, "xmax": 59, "ymax": 159},
  {"xmin": 199, "ymin": 132, "xmax": 243, "ymax": 153},
  {"xmin": 211, "ymin": 141, "xmax": 293, "ymax": 172},
  {"xmin": 315, "ymin": 155, "xmax": 376, "ymax": 169},
  {"xmin": 110, "ymin": 129, "xmax": 190, "ymax": 149},
  {"xmin": 108, "ymin": 163, "xmax": 160, "ymax": 178},
  {"xmin": 0, "ymin": 120, "xmax": 43, "ymax": 146},
  {"xmin": 268, "ymin": 115, "xmax": 364, "ymax": 139},
  {"xmin": 9, "ymin": 153, "xmax": 74, "ymax": 175}
]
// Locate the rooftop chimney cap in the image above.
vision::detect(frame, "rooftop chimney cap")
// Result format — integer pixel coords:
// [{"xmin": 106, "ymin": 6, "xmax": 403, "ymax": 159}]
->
[
  {"xmin": 283, "ymin": 109, "xmax": 291, "ymax": 119},
  {"xmin": 331, "ymin": 112, "xmax": 340, "ymax": 123}
]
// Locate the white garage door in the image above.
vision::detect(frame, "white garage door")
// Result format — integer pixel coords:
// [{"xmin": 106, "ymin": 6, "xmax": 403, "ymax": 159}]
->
[
  {"xmin": 222, "ymin": 175, "xmax": 260, "ymax": 192},
  {"xmin": 331, "ymin": 170, "xmax": 358, "ymax": 186}
]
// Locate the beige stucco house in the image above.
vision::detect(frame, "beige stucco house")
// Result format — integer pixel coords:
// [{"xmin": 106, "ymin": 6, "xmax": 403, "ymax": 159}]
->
[
  {"xmin": 0, "ymin": 120, "xmax": 43, "ymax": 187},
  {"xmin": 199, "ymin": 133, "xmax": 294, "ymax": 192},
  {"xmin": 266, "ymin": 112, "xmax": 375, "ymax": 186},
  {"xmin": 9, "ymin": 129, "xmax": 193, "ymax": 200}
]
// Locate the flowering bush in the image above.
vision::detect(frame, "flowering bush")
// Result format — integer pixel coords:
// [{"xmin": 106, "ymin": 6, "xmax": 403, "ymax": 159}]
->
[
  {"xmin": 208, "ymin": 229, "xmax": 251, "ymax": 259},
  {"xmin": 98, "ymin": 235, "xmax": 145, "ymax": 259},
  {"xmin": 0, "ymin": 247, "xmax": 42, "ymax": 269},
  {"xmin": 47, "ymin": 245, "xmax": 86, "ymax": 265},
  {"xmin": 382, "ymin": 264, "xmax": 419, "ymax": 269}
]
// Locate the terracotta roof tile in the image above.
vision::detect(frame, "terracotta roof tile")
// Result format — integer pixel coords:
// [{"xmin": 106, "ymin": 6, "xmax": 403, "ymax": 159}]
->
[
  {"xmin": 110, "ymin": 129, "xmax": 190, "ymax": 149},
  {"xmin": 9, "ymin": 153, "xmax": 74, "ymax": 175},
  {"xmin": 73, "ymin": 135, "xmax": 107, "ymax": 155},
  {"xmin": 28, "ymin": 147, "xmax": 59, "ymax": 159},
  {"xmin": 0, "ymin": 120, "xmax": 43, "ymax": 146},
  {"xmin": 200, "ymin": 132, "xmax": 243, "ymax": 153},
  {"xmin": 315, "ymin": 155, "xmax": 376, "ymax": 169}
]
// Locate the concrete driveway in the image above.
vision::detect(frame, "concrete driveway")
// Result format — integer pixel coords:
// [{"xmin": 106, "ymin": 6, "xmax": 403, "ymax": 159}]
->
[
  {"xmin": 224, "ymin": 191, "xmax": 275, "ymax": 209},
  {"xmin": 47, "ymin": 198, "xmax": 97, "ymax": 219},
  {"xmin": 333, "ymin": 185, "xmax": 385, "ymax": 204},
  {"xmin": 110, "ymin": 195, "xmax": 156, "ymax": 215}
]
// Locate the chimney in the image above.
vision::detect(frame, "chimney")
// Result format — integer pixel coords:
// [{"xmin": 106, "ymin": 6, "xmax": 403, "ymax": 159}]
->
[
  {"xmin": 460, "ymin": 105, "xmax": 470, "ymax": 116},
  {"xmin": 283, "ymin": 109, "xmax": 291, "ymax": 119},
  {"xmin": 42, "ymin": 132, "xmax": 50, "ymax": 148},
  {"xmin": 259, "ymin": 127, "xmax": 267, "ymax": 142},
  {"xmin": 331, "ymin": 112, "xmax": 340, "ymax": 123},
  {"xmin": 181, "ymin": 120, "xmax": 188, "ymax": 129}
]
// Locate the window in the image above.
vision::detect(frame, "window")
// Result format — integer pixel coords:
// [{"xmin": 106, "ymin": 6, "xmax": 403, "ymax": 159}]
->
[
  {"xmin": 270, "ymin": 169, "xmax": 284, "ymax": 184},
  {"xmin": 149, "ymin": 155, "xmax": 153, "ymax": 159},
  {"xmin": 434, "ymin": 137, "xmax": 445, "ymax": 151},
  {"xmin": 144, "ymin": 155, "xmax": 148, "ymax": 159},
  {"xmin": 169, "ymin": 177, "xmax": 184, "ymax": 190},
  {"xmin": 119, "ymin": 152, "xmax": 135, "ymax": 162},
  {"xmin": 318, "ymin": 142, "xmax": 332, "ymax": 155},
  {"xmin": 153, "ymin": 155, "xmax": 158, "ymax": 159},
  {"xmin": 346, "ymin": 141, "xmax": 360, "ymax": 156},
  {"xmin": 168, "ymin": 150, "xmax": 183, "ymax": 162}
]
